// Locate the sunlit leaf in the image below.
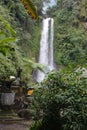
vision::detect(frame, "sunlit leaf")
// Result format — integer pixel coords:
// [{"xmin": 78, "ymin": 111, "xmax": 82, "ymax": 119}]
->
[
  {"xmin": 0, "ymin": 37, "xmax": 16, "ymax": 43},
  {"xmin": 21, "ymin": 0, "xmax": 39, "ymax": 20}
]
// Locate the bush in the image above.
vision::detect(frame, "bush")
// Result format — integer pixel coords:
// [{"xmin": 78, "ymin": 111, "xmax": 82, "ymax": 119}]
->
[
  {"xmin": 29, "ymin": 120, "xmax": 43, "ymax": 130},
  {"xmin": 31, "ymin": 70, "xmax": 87, "ymax": 130}
]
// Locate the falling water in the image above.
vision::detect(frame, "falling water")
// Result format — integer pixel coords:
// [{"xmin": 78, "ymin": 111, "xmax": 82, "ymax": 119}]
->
[
  {"xmin": 48, "ymin": 18, "xmax": 54, "ymax": 71},
  {"xmin": 36, "ymin": 18, "xmax": 54, "ymax": 82}
]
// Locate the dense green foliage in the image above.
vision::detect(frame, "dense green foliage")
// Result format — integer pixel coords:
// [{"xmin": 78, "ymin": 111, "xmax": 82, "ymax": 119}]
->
[
  {"xmin": 0, "ymin": 0, "xmax": 43, "ymax": 58},
  {"xmin": 0, "ymin": 0, "xmax": 87, "ymax": 130},
  {"xmin": 1, "ymin": 0, "xmax": 87, "ymax": 81},
  {"xmin": 31, "ymin": 70, "xmax": 87, "ymax": 130},
  {"xmin": 0, "ymin": 5, "xmax": 21, "ymax": 80},
  {"xmin": 0, "ymin": 0, "xmax": 43, "ymax": 83},
  {"xmin": 49, "ymin": 0, "xmax": 87, "ymax": 68}
]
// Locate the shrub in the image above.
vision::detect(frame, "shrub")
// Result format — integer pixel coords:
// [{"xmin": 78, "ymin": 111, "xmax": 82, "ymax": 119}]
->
[{"xmin": 31, "ymin": 70, "xmax": 87, "ymax": 130}]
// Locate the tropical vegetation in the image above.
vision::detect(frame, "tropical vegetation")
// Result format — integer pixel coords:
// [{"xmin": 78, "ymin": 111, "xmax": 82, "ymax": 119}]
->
[
  {"xmin": 0, "ymin": 0, "xmax": 43, "ymax": 84},
  {"xmin": 31, "ymin": 70, "xmax": 87, "ymax": 130},
  {"xmin": 0, "ymin": 0, "xmax": 87, "ymax": 130}
]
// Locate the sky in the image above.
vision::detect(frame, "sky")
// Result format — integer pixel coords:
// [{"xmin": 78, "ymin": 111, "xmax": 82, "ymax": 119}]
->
[{"xmin": 42, "ymin": 0, "xmax": 56, "ymax": 14}]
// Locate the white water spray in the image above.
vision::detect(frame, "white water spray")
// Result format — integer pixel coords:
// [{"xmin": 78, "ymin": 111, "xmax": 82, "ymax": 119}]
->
[
  {"xmin": 48, "ymin": 18, "xmax": 54, "ymax": 70},
  {"xmin": 36, "ymin": 18, "xmax": 54, "ymax": 82}
]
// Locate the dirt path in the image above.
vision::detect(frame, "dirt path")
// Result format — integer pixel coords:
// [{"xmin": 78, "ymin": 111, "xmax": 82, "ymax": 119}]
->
[
  {"xmin": 0, "ymin": 121, "xmax": 32, "ymax": 130},
  {"xmin": 0, "ymin": 124, "xmax": 28, "ymax": 130}
]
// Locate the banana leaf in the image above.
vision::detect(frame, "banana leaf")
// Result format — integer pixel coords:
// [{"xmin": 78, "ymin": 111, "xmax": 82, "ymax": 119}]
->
[{"xmin": 21, "ymin": 0, "xmax": 39, "ymax": 20}]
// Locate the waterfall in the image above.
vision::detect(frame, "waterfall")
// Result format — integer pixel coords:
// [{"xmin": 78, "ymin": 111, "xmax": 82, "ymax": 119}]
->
[
  {"xmin": 36, "ymin": 18, "xmax": 54, "ymax": 82},
  {"xmin": 48, "ymin": 18, "xmax": 54, "ymax": 70}
]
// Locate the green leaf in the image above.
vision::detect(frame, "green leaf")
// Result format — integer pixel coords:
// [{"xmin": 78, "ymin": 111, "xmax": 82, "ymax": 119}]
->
[
  {"xmin": 0, "ymin": 37, "xmax": 16, "ymax": 43},
  {"xmin": 4, "ymin": 22, "xmax": 16, "ymax": 37}
]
